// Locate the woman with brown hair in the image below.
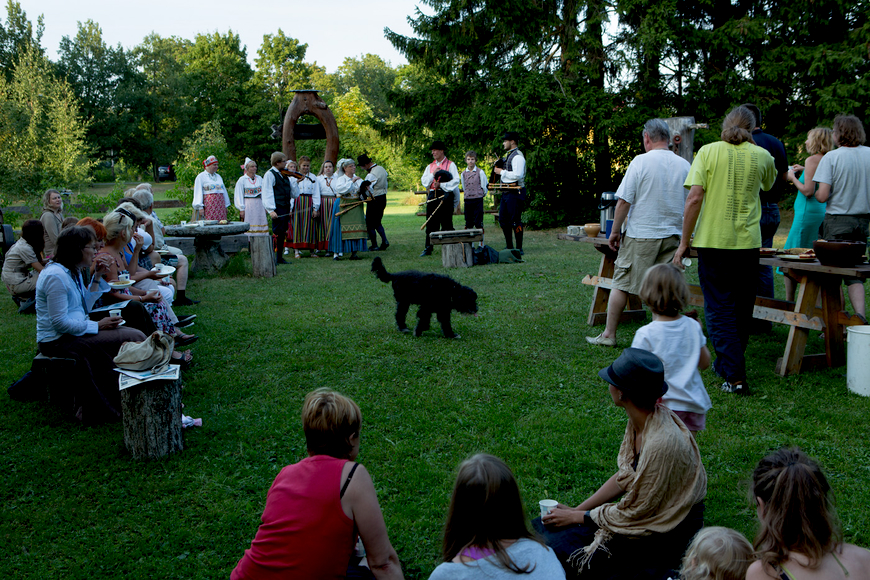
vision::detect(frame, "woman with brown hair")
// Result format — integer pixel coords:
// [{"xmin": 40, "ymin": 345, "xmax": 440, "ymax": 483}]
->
[
  {"xmin": 39, "ymin": 189, "xmax": 64, "ymax": 258},
  {"xmin": 746, "ymin": 447, "xmax": 870, "ymax": 580},
  {"xmin": 232, "ymin": 388, "xmax": 403, "ymax": 580},
  {"xmin": 2, "ymin": 219, "xmax": 45, "ymax": 309},
  {"xmin": 429, "ymin": 454, "xmax": 564, "ymax": 579}
]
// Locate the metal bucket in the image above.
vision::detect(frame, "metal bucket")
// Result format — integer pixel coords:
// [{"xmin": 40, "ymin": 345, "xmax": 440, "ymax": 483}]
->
[
  {"xmin": 847, "ymin": 325, "xmax": 870, "ymax": 396},
  {"xmin": 598, "ymin": 191, "xmax": 617, "ymax": 232}
]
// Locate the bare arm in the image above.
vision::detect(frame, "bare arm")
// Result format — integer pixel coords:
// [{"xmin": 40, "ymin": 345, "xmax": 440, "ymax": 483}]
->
[
  {"xmin": 787, "ymin": 155, "xmax": 821, "ymax": 197},
  {"xmin": 30, "ymin": 261, "xmax": 44, "ymax": 272},
  {"xmin": 673, "ymin": 185, "xmax": 705, "ymax": 268},
  {"xmin": 608, "ymin": 199, "xmax": 631, "ymax": 251},
  {"xmin": 699, "ymin": 345, "xmax": 711, "ymax": 370},
  {"xmin": 543, "ymin": 473, "xmax": 624, "ymax": 527},
  {"xmin": 346, "ymin": 465, "xmax": 404, "ymax": 580}
]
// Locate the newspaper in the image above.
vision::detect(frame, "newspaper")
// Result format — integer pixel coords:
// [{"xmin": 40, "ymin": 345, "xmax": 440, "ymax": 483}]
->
[
  {"xmin": 115, "ymin": 365, "xmax": 180, "ymax": 391},
  {"xmin": 91, "ymin": 300, "xmax": 131, "ymax": 313}
]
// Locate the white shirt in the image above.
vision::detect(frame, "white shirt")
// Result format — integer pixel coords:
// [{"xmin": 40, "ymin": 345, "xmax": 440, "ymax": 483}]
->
[
  {"xmin": 500, "ymin": 148, "xmax": 526, "ymax": 187},
  {"xmin": 813, "ymin": 145, "xmax": 870, "ymax": 216},
  {"xmin": 35, "ymin": 262, "xmax": 108, "ymax": 343},
  {"xmin": 262, "ymin": 168, "xmax": 300, "ymax": 213},
  {"xmin": 421, "ymin": 160, "xmax": 460, "ymax": 193},
  {"xmin": 616, "ymin": 148, "xmax": 691, "ymax": 239},
  {"xmin": 234, "ymin": 174, "xmax": 265, "ymax": 211},
  {"xmin": 332, "ymin": 174, "xmax": 361, "ymax": 197},
  {"xmin": 631, "ymin": 316, "xmax": 712, "ymax": 414},
  {"xmin": 295, "ymin": 172, "xmax": 321, "ymax": 210},
  {"xmin": 192, "ymin": 170, "xmax": 230, "ymax": 210},
  {"xmin": 318, "ymin": 175, "xmax": 338, "ymax": 197}
]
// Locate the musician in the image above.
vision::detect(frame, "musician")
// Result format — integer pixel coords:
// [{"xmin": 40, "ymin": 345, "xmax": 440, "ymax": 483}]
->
[
  {"xmin": 263, "ymin": 152, "xmax": 299, "ymax": 265},
  {"xmin": 288, "ymin": 155, "xmax": 321, "ymax": 258},
  {"xmin": 420, "ymin": 140, "xmax": 460, "ymax": 257},
  {"xmin": 358, "ymin": 154, "xmax": 390, "ymax": 251},
  {"xmin": 493, "ymin": 131, "xmax": 526, "ymax": 254}
]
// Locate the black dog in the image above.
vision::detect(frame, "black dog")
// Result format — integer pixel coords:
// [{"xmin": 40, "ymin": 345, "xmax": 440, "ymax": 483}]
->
[{"xmin": 371, "ymin": 257, "xmax": 477, "ymax": 338}]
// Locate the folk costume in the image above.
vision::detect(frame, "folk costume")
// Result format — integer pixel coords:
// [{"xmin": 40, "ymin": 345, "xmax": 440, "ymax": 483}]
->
[
  {"xmin": 318, "ymin": 173, "xmax": 341, "ymax": 255},
  {"xmin": 359, "ymin": 154, "xmax": 390, "ymax": 250},
  {"xmin": 288, "ymin": 170, "xmax": 322, "ymax": 253},
  {"xmin": 420, "ymin": 141, "xmax": 460, "ymax": 256},
  {"xmin": 192, "ymin": 156, "xmax": 230, "ymax": 221},
  {"xmin": 333, "ymin": 159, "xmax": 368, "ymax": 256},
  {"xmin": 461, "ymin": 166, "xmax": 488, "ymax": 231},
  {"xmin": 234, "ymin": 161, "xmax": 269, "ymax": 237},
  {"xmin": 498, "ymin": 132, "xmax": 527, "ymax": 252},
  {"xmin": 263, "ymin": 165, "xmax": 299, "ymax": 264}
]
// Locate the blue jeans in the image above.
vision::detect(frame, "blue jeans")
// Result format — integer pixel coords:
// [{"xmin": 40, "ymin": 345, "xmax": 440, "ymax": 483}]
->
[
  {"xmin": 757, "ymin": 203, "xmax": 781, "ymax": 299},
  {"xmin": 699, "ymin": 248, "xmax": 759, "ymax": 383}
]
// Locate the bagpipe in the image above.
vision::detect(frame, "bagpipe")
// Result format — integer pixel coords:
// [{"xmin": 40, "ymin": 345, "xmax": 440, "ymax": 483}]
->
[
  {"xmin": 487, "ymin": 157, "xmax": 520, "ymax": 190},
  {"xmin": 335, "ymin": 181, "xmax": 374, "ymax": 217}
]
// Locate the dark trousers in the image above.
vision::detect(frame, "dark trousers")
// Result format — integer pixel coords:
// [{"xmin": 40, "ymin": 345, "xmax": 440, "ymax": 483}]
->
[
  {"xmin": 464, "ymin": 197, "xmax": 484, "ymax": 230},
  {"xmin": 757, "ymin": 203, "xmax": 781, "ymax": 299},
  {"xmin": 366, "ymin": 194, "xmax": 388, "ymax": 246},
  {"xmin": 698, "ymin": 248, "xmax": 759, "ymax": 383},
  {"xmin": 425, "ymin": 191, "xmax": 454, "ymax": 247},
  {"xmin": 532, "ymin": 502, "xmax": 704, "ymax": 580},
  {"xmin": 500, "ymin": 190, "xmax": 525, "ymax": 249},
  {"xmin": 272, "ymin": 206, "xmax": 291, "ymax": 259}
]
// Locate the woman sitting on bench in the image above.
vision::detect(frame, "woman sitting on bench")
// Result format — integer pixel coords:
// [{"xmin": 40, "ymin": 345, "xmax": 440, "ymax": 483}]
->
[{"xmin": 35, "ymin": 226, "xmax": 147, "ymax": 423}]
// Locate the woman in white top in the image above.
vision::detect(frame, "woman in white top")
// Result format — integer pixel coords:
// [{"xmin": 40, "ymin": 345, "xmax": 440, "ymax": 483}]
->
[
  {"xmin": 192, "ymin": 155, "xmax": 230, "ymax": 221},
  {"xmin": 429, "ymin": 454, "xmax": 564, "ymax": 580},
  {"xmin": 234, "ymin": 158, "xmax": 268, "ymax": 237},
  {"xmin": 332, "ymin": 159, "xmax": 368, "ymax": 259},
  {"xmin": 318, "ymin": 160, "xmax": 342, "ymax": 258}
]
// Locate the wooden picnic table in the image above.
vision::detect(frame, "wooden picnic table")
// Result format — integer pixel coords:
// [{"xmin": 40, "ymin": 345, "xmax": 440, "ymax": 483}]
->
[{"xmin": 558, "ymin": 232, "xmax": 870, "ymax": 376}]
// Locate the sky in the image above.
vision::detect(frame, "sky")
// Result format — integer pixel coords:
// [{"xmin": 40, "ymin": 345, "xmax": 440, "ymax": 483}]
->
[{"xmin": 19, "ymin": 0, "xmax": 424, "ymax": 73}]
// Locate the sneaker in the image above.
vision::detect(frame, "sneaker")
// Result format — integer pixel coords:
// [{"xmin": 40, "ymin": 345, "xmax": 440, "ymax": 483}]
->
[
  {"xmin": 585, "ymin": 333, "xmax": 616, "ymax": 347},
  {"xmin": 721, "ymin": 380, "xmax": 749, "ymax": 395},
  {"xmin": 283, "ymin": 248, "xmax": 289, "ymax": 255}
]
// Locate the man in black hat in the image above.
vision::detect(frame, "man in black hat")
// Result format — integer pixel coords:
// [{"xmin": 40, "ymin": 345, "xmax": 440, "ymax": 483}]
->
[
  {"xmin": 358, "ymin": 154, "xmax": 390, "ymax": 251},
  {"xmin": 493, "ymin": 131, "xmax": 526, "ymax": 253},
  {"xmin": 420, "ymin": 140, "xmax": 460, "ymax": 257}
]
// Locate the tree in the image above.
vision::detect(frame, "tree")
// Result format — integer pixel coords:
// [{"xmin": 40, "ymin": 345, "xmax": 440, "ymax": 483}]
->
[
  {"xmin": 0, "ymin": 46, "xmax": 90, "ymax": 205},
  {"xmin": 0, "ymin": 0, "xmax": 43, "ymax": 81},
  {"xmin": 254, "ymin": 30, "xmax": 322, "ymax": 117},
  {"xmin": 332, "ymin": 54, "xmax": 399, "ymax": 124}
]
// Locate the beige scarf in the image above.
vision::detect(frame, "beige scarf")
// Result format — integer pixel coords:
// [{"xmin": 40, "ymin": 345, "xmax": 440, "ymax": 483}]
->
[{"xmin": 570, "ymin": 405, "xmax": 707, "ymax": 571}]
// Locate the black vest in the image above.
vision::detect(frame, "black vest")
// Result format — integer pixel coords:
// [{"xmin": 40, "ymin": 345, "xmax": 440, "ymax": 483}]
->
[{"xmin": 271, "ymin": 169, "xmax": 294, "ymax": 209}]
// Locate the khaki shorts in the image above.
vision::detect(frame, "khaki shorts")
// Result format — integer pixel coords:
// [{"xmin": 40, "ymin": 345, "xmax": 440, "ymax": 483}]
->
[{"xmin": 612, "ymin": 235, "xmax": 681, "ymax": 295}]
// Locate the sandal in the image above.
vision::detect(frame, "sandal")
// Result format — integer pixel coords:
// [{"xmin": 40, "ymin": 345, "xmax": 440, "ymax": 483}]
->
[
  {"xmin": 169, "ymin": 349, "xmax": 194, "ymax": 369},
  {"xmin": 174, "ymin": 334, "xmax": 198, "ymax": 347}
]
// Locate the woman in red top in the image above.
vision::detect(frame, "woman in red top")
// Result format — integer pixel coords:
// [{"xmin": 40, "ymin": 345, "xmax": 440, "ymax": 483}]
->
[{"xmin": 232, "ymin": 389, "xmax": 404, "ymax": 580}]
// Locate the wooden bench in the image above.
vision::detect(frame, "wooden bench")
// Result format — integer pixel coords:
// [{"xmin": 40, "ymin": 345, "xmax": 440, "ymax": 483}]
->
[{"xmin": 430, "ymin": 229, "xmax": 483, "ymax": 268}]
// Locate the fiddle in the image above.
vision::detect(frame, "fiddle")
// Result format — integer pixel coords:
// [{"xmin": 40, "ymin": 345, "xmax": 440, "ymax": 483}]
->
[{"xmin": 280, "ymin": 168, "xmax": 315, "ymax": 183}]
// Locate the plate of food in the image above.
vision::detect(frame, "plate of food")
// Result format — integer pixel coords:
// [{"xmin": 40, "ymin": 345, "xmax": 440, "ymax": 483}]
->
[
  {"xmin": 784, "ymin": 247, "xmax": 813, "ymax": 255},
  {"xmin": 152, "ymin": 265, "xmax": 176, "ymax": 278},
  {"xmin": 108, "ymin": 280, "xmax": 135, "ymax": 289},
  {"xmin": 203, "ymin": 220, "xmax": 220, "ymax": 225},
  {"xmin": 780, "ymin": 251, "xmax": 817, "ymax": 261},
  {"xmin": 759, "ymin": 248, "xmax": 778, "ymax": 255},
  {"xmin": 156, "ymin": 248, "xmax": 170, "ymax": 255}
]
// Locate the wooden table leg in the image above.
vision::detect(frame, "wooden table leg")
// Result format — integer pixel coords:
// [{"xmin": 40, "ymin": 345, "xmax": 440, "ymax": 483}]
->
[
  {"xmin": 587, "ymin": 253, "xmax": 614, "ymax": 326},
  {"xmin": 820, "ymin": 275, "xmax": 846, "ymax": 367},
  {"xmin": 776, "ymin": 274, "xmax": 819, "ymax": 376}
]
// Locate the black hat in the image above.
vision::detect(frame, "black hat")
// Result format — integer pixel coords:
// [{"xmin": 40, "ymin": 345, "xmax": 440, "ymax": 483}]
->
[
  {"xmin": 430, "ymin": 140, "xmax": 447, "ymax": 151},
  {"xmin": 598, "ymin": 348, "xmax": 668, "ymax": 398},
  {"xmin": 357, "ymin": 153, "xmax": 373, "ymax": 167},
  {"xmin": 502, "ymin": 131, "xmax": 520, "ymax": 142}
]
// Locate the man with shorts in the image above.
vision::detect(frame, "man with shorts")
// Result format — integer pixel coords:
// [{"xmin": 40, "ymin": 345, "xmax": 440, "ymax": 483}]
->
[
  {"xmin": 587, "ymin": 119, "xmax": 690, "ymax": 346},
  {"xmin": 813, "ymin": 114, "xmax": 870, "ymax": 320}
]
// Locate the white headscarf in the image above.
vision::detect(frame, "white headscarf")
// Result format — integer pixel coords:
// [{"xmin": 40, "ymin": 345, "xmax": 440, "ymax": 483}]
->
[{"xmin": 336, "ymin": 158, "xmax": 355, "ymax": 174}]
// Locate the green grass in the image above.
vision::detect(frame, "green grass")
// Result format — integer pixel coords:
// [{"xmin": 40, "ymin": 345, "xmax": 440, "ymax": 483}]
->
[{"xmin": 2, "ymin": 199, "xmax": 870, "ymax": 578}]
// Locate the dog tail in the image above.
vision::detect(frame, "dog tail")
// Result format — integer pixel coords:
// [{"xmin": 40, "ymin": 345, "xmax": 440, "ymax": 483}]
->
[{"xmin": 371, "ymin": 257, "xmax": 392, "ymax": 283}]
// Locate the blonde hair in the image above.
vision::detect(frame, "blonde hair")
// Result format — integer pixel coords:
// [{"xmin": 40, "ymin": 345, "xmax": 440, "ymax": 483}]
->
[
  {"xmin": 806, "ymin": 127, "xmax": 834, "ymax": 155},
  {"xmin": 301, "ymin": 388, "xmax": 362, "ymax": 459},
  {"xmin": 639, "ymin": 263, "xmax": 688, "ymax": 316},
  {"xmin": 720, "ymin": 106, "xmax": 756, "ymax": 145},
  {"xmin": 103, "ymin": 210, "xmax": 135, "ymax": 242},
  {"xmin": 681, "ymin": 527, "xmax": 754, "ymax": 580}
]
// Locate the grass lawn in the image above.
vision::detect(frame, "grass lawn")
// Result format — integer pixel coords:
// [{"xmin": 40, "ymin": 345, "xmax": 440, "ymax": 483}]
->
[{"xmin": 2, "ymin": 198, "xmax": 870, "ymax": 579}]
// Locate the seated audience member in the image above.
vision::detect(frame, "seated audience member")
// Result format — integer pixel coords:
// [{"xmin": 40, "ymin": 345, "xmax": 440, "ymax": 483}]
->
[
  {"xmin": 678, "ymin": 527, "xmax": 753, "ymax": 580},
  {"xmin": 232, "ymin": 388, "xmax": 403, "ymax": 580},
  {"xmin": 747, "ymin": 447, "xmax": 870, "ymax": 580},
  {"xmin": 35, "ymin": 226, "xmax": 146, "ymax": 423},
  {"xmin": 2, "ymin": 219, "xmax": 46, "ymax": 310},
  {"xmin": 132, "ymin": 185, "xmax": 198, "ymax": 306},
  {"xmin": 429, "ymin": 453, "xmax": 565, "ymax": 579},
  {"xmin": 536, "ymin": 348, "xmax": 707, "ymax": 580},
  {"xmin": 114, "ymin": 200, "xmax": 175, "ymax": 307}
]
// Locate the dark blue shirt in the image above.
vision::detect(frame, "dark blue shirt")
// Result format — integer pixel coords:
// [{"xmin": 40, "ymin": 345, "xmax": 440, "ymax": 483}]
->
[{"xmin": 752, "ymin": 129, "xmax": 789, "ymax": 204}]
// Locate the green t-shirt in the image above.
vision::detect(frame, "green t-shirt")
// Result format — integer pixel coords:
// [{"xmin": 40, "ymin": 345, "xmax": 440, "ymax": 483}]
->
[{"xmin": 685, "ymin": 141, "xmax": 777, "ymax": 249}]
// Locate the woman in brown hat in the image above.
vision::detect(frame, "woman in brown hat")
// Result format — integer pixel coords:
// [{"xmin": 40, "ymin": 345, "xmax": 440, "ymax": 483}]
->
[{"xmin": 536, "ymin": 348, "xmax": 707, "ymax": 580}]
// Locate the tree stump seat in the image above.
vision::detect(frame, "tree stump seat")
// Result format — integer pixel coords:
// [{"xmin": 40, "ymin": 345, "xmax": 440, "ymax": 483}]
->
[
  {"xmin": 430, "ymin": 229, "xmax": 483, "ymax": 268},
  {"xmin": 31, "ymin": 353, "xmax": 78, "ymax": 407},
  {"xmin": 120, "ymin": 377, "xmax": 183, "ymax": 460}
]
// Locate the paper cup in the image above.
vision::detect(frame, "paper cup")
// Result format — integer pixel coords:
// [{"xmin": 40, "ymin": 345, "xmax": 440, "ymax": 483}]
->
[
  {"xmin": 109, "ymin": 309, "xmax": 122, "ymax": 318},
  {"xmin": 539, "ymin": 499, "xmax": 558, "ymax": 518},
  {"xmin": 180, "ymin": 221, "xmax": 187, "ymax": 226},
  {"xmin": 119, "ymin": 273, "xmax": 130, "ymax": 282}
]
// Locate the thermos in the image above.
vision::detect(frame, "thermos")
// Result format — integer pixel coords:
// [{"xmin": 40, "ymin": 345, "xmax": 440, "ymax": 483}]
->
[{"xmin": 598, "ymin": 191, "xmax": 617, "ymax": 232}]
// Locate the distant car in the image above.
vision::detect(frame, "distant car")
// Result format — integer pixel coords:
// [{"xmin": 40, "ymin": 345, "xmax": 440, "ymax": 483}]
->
[{"xmin": 157, "ymin": 165, "xmax": 176, "ymax": 182}]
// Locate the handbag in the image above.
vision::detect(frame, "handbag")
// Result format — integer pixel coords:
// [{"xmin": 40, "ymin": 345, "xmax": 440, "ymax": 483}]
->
[{"xmin": 113, "ymin": 331, "xmax": 174, "ymax": 374}]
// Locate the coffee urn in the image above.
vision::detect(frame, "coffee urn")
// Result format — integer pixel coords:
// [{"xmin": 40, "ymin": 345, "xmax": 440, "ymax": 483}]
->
[{"xmin": 598, "ymin": 191, "xmax": 617, "ymax": 232}]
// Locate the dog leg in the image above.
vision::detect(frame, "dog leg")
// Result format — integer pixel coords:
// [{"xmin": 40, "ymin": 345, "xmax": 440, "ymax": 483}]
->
[
  {"xmin": 436, "ymin": 309, "xmax": 459, "ymax": 339},
  {"xmin": 415, "ymin": 307, "xmax": 432, "ymax": 337},
  {"xmin": 395, "ymin": 302, "xmax": 411, "ymax": 333}
]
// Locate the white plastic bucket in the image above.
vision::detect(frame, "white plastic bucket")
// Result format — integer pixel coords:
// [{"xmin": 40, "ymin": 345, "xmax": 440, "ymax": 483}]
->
[{"xmin": 846, "ymin": 325, "xmax": 870, "ymax": 396}]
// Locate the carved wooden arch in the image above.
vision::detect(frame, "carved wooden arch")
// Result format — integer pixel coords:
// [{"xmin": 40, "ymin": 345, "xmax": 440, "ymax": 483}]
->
[{"xmin": 282, "ymin": 90, "xmax": 340, "ymax": 165}]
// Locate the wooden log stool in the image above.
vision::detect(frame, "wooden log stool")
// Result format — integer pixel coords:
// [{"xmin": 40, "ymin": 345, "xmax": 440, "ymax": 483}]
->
[
  {"xmin": 31, "ymin": 353, "xmax": 78, "ymax": 407},
  {"xmin": 249, "ymin": 235, "xmax": 276, "ymax": 278},
  {"xmin": 429, "ymin": 228, "xmax": 483, "ymax": 268},
  {"xmin": 120, "ymin": 377, "xmax": 183, "ymax": 460}
]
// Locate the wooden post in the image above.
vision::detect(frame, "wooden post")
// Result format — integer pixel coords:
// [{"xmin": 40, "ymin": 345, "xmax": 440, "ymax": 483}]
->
[
  {"xmin": 282, "ymin": 90, "xmax": 339, "ymax": 167},
  {"xmin": 665, "ymin": 117, "xmax": 705, "ymax": 165},
  {"xmin": 249, "ymin": 236, "xmax": 276, "ymax": 278},
  {"xmin": 120, "ymin": 378, "xmax": 183, "ymax": 460},
  {"xmin": 442, "ymin": 243, "xmax": 473, "ymax": 268}
]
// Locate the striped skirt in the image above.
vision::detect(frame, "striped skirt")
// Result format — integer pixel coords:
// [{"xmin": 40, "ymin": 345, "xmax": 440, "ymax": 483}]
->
[
  {"xmin": 318, "ymin": 196, "xmax": 338, "ymax": 251},
  {"xmin": 289, "ymin": 194, "xmax": 317, "ymax": 250},
  {"xmin": 203, "ymin": 193, "xmax": 228, "ymax": 221},
  {"xmin": 244, "ymin": 196, "xmax": 269, "ymax": 236}
]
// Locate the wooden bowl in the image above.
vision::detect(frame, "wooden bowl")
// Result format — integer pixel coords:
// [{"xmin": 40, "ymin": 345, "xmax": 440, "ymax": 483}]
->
[
  {"xmin": 813, "ymin": 239, "xmax": 867, "ymax": 267},
  {"xmin": 584, "ymin": 223, "xmax": 601, "ymax": 237}
]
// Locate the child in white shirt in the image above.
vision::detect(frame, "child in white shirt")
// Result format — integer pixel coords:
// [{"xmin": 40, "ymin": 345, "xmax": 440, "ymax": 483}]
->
[{"xmin": 632, "ymin": 263, "xmax": 712, "ymax": 434}]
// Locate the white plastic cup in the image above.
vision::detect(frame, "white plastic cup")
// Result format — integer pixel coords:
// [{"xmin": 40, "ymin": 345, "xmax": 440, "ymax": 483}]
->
[
  {"xmin": 198, "ymin": 220, "xmax": 206, "ymax": 226},
  {"xmin": 539, "ymin": 499, "xmax": 558, "ymax": 518},
  {"xmin": 180, "ymin": 221, "xmax": 187, "ymax": 226},
  {"xmin": 118, "ymin": 273, "xmax": 130, "ymax": 282},
  {"xmin": 682, "ymin": 257, "xmax": 692, "ymax": 267},
  {"xmin": 109, "ymin": 309, "xmax": 122, "ymax": 318}
]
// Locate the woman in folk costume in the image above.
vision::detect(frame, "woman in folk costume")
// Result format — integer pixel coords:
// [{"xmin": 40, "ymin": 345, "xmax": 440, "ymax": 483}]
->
[
  {"xmin": 234, "ymin": 158, "xmax": 269, "ymax": 237},
  {"xmin": 192, "ymin": 155, "xmax": 230, "ymax": 221},
  {"xmin": 288, "ymin": 155, "xmax": 322, "ymax": 258},
  {"xmin": 317, "ymin": 160, "xmax": 341, "ymax": 259},
  {"xmin": 535, "ymin": 348, "xmax": 707, "ymax": 580},
  {"xmin": 332, "ymin": 158, "xmax": 368, "ymax": 260}
]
